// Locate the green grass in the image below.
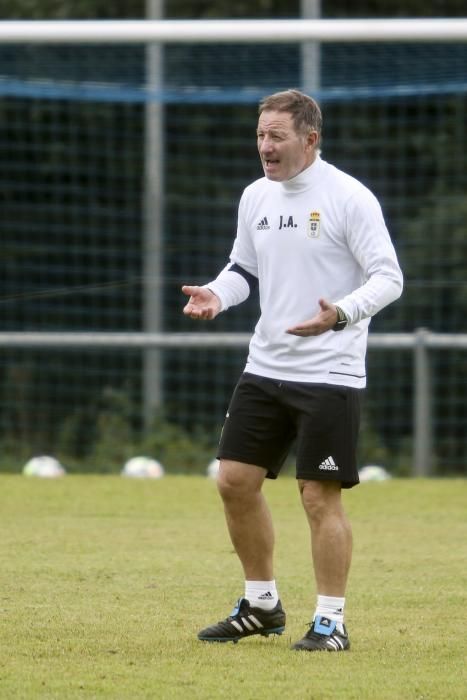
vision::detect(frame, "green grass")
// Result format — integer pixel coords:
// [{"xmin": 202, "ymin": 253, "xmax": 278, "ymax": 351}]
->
[{"xmin": 0, "ymin": 475, "xmax": 466, "ymax": 700}]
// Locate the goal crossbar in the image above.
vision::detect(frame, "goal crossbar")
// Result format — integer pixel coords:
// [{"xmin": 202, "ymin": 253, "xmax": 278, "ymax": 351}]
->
[{"xmin": 0, "ymin": 18, "xmax": 466, "ymax": 44}]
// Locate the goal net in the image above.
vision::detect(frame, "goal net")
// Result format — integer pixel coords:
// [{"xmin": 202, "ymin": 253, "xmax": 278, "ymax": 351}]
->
[{"xmin": 1, "ymin": 19, "xmax": 466, "ymax": 474}]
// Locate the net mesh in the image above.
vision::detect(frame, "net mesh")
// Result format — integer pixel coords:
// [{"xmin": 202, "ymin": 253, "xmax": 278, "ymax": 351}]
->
[{"xmin": 1, "ymin": 32, "xmax": 466, "ymax": 474}]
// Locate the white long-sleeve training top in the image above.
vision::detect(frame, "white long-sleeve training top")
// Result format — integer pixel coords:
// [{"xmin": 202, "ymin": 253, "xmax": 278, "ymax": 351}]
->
[{"xmin": 207, "ymin": 156, "xmax": 403, "ymax": 388}]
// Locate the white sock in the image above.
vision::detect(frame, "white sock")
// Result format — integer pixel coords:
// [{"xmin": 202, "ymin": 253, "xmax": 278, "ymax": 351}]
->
[
  {"xmin": 314, "ymin": 595, "xmax": 345, "ymax": 625},
  {"xmin": 244, "ymin": 580, "xmax": 278, "ymax": 610}
]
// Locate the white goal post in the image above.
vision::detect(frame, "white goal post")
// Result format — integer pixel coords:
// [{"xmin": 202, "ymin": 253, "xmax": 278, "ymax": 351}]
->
[{"xmin": 0, "ymin": 18, "xmax": 467, "ymax": 44}]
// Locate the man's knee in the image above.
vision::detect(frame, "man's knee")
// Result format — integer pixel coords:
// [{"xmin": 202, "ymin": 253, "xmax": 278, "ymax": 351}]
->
[
  {"xmin": 217, "ymin": 460, "xmax": 266, "ymax": 501},
  {"xmin": 298, "ymin": 479, "xmax": 342, "ymax": 521}
]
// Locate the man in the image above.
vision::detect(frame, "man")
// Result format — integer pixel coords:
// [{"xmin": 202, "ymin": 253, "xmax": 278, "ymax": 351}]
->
[{"xmin": 182, "ymin": 89, "xmax": 402, "ymax": 652}]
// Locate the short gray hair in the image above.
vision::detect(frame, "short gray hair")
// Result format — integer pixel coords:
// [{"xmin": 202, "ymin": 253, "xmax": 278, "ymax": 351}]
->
[{"xmin": 259, "ymin": 89, "xmax": 322, "ymax": 141}]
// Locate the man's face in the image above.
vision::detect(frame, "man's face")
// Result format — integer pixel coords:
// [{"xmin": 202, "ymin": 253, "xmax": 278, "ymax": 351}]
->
[{"xmin": 257, "ymin": 110, "xmax": 318, "ymax": 182}]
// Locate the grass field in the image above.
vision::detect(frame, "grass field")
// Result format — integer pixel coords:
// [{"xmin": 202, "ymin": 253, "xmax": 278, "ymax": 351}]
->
[{"xmin": 0, "ymin": 474, "xmax": 466, "ymax": 700}]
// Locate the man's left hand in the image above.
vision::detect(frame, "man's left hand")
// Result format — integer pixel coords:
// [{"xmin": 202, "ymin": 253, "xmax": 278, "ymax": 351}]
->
[{"xmin": 286, "ymin": 298, "xmax": 338, "ymax": 337}]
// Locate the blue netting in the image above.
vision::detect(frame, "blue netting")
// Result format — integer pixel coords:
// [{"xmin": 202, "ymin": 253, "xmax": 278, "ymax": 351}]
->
[
  {"xmin": 1, "ymin": 42, "xmax": 467, "ymax": 103},
  {"xmin": 0, "ymin": 38, "xmax": 466, "ymax": 474}
]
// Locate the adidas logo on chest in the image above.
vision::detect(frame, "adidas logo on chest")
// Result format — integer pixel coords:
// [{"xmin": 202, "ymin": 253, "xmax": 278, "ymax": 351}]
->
[{"xmin": 256, "ymin": 216, "xmax": 270, "ymax": 230}]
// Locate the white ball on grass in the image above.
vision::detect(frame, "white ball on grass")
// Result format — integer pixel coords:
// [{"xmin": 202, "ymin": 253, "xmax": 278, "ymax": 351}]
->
[
  {"xmin": 23, "ymin": 455, "xmax": 66, "ymax": 478},
  {"xmin": 121, "ymin": 456, "xmax": 165, "ymax": 479},
  {"xmin": 206, "ymin": 458, "xmax": 220, "ymax": 479},
  {"xmin": 358, "ymin": 465, "xmax": 391, "ymax": 482}
]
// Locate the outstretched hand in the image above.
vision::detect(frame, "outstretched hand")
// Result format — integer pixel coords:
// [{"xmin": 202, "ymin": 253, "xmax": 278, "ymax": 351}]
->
[
  {"xmin": 182, "ymin": 285, "xmax": 222, "ymax": 320},
  {"xmin": 286, "ymin": 298, "xmax": 339, "ymax": 337}
]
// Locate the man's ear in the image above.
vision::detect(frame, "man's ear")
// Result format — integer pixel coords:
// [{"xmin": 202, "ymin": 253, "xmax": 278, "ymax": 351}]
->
[{"xmin": 306, "ymin": 129, "xmax": 319, "ymax": 150}]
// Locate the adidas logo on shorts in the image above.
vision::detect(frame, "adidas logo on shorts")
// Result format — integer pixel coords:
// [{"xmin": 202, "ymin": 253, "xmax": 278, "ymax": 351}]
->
[{"xmin": 318, "ymin": 456, "xmax": 339, "ymax": 471}]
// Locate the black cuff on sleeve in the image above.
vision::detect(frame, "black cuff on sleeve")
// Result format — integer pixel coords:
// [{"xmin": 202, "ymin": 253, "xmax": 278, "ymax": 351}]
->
[{"xmin": 228, "ymin": 263, "xmax": 259, "ymax": 293}]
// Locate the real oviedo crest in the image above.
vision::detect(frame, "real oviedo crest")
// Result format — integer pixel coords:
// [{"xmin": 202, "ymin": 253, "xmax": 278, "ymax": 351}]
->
[{"xmin": 308, "ymin": 211, "xmax": 321, "ymax": 238}]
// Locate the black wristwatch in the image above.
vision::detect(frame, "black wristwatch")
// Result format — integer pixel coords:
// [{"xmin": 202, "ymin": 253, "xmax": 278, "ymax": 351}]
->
[{"xmin": 332, "ymin": 305, "xmax": 348, "ymax": 332}]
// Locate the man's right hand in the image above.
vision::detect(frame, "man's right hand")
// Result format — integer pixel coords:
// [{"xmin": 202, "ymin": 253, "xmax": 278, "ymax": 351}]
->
[{"xmin": 182, "ymin": 285, "xmax": 221, "ymax": 320}]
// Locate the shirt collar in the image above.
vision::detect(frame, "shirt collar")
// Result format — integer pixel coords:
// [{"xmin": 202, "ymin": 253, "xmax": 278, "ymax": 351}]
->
[{"xmin": 280, "ymin": 155, "xmax": 323, "ymax": 193}]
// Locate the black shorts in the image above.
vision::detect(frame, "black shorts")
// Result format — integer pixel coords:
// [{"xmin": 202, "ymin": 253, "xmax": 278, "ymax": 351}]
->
[{"xmin": 217, "ymin": 372, "xmax": 362, "ymax": 489}]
